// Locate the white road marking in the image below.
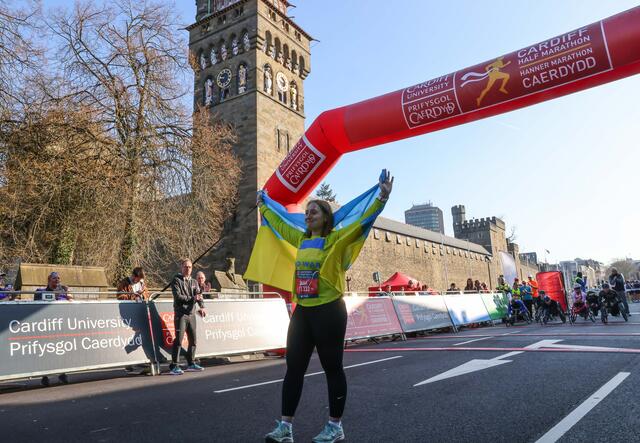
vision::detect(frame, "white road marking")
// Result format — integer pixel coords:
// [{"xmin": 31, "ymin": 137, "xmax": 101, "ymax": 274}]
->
[
  {"xmin": 414, "ymin": 358, "xmax": 512, "ymax": 386},
  {"xmin": 89, "ymin": 428, "xmax": 111, "ymax": 433},
  {"xmin": 414, "ymin": 340, "xmax": 565, "ymax": 386},
  {"xmin": 214, "ymin": 356, "xmax": 403, "ymax": 393},
  {"xmin": 452, "ymin": 337, "xmax": 493, "ymax": 346},
  {"xmin": 535, "ymin": 372, "xmax": 630, "ymax": 443}
]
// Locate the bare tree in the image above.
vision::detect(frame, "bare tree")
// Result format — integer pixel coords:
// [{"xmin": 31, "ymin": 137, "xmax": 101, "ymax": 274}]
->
[
  {"xmin": 0, "ymin": 97, "xmax": 121, "ymax": 266},
  {"xmin": 0, "ymin": 1, "xmax": 241, "ymax": 285},
  {"xmin": 46, "ymin": 1, "xmax": 240, "ymax": 282},
  {"xmin": 0, "ymin": 0, "xmax": 40, "ymax": 112}
]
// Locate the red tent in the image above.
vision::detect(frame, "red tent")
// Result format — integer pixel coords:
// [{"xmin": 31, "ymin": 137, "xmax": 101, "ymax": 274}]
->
[
  {"xmin": 536, "ymin": 271, "xmax": 569, "ymax": 311},
  {"xmin": 369, "ymin": 272, "xmax": 420, "ymax": 294}
]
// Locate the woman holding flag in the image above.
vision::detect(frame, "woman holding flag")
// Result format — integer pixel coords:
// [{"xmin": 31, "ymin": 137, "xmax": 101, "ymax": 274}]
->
[{"xmin": 258, "ymin": 170, "xmax": 393, "ymax": 443}]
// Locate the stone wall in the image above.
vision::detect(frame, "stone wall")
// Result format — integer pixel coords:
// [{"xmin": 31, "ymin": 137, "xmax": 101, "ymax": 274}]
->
[{"xmin": 346, "ymin": 224, "xmax": 495, "ymax": 293}]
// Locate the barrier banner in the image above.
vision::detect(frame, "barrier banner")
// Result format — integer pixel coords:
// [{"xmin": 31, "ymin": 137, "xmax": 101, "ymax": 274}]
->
[
  {"xmin": 392, "ymin": 296, "xmax": 453, "ymax": 333},
  {"xmin": 150, "ymin": 299, "xmax": 289, "ymax": 360},
  {"xmin": 344, "ymin": 297, "xmax": 403, "ymax": 340},
  {"xmin": 444, "ymin": 295, "xmax": 492, "ymax": 326},
  {"xmin": 481, "ymin": 293, "xmax": 510, "ymax": 321},
  {"xmin": 0, "ymin": 302, "xmax": 153, "ymax": 381}
]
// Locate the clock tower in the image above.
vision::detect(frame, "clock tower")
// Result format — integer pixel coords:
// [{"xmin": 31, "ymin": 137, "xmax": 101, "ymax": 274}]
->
[{"xmin": 188, "ymin": 0, "xmax": 312, "ymax": 279}]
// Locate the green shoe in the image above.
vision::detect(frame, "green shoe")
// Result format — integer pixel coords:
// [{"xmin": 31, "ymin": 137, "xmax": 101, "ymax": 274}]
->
[
  {"xmin": 312, "ymin": 421, "xmax": 345, "ymax": 443},
  {"xmin": 265, "ymin": 420, "xmax": 293, "ymax": 443}
]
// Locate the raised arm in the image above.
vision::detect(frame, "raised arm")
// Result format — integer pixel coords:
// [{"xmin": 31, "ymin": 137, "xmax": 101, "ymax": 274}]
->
[
  {"xmin": 334, "ymin": 170, "xmax": 393, "ymax": 243},
  {"xmin": 258, "ymin": 192, "xmax": 304, "ymax": 247}
]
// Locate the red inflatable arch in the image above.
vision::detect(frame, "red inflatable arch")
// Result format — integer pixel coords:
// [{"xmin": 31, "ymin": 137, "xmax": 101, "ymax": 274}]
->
[{"xmin": 264, "ymin": 6, "xmax": 640, "ymax": 207}]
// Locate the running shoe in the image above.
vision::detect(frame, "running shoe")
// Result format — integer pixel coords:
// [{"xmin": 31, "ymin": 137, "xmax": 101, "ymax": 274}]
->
[
  {"xmin": 312, "ymin": 421, "xmax": 345, "ymax": 443},
  {"xmin": 169, "ymin": 366, "xmax": 184, "ymax": 375},
  {"xmin": 264, "ymin": 420, "xmax": 293, "ymax": 443},
  {"xmin": 185, "ymin": 363, "xmax": 205, "ymax": 372},
  {"xmin": 58, "ymin": 373, "xmax": 69, "ymax": 384}
]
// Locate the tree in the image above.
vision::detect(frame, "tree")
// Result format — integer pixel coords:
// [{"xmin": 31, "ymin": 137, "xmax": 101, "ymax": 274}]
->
[
  {"xmin": 46, "ymin": 1, "xmax": 241, "ymax": 282},
  {"xmin": 0, "ymin": 1, "xmax": 242, "ymax": 285},
  {"xmin": 315, "ymin": 182, "xmax": 337, "ymax": 202},
  {"xmin": 0, "ymin": 0, "xmax": 40, "ymax": 112},
  {"xmin": 506, "ymin": 226, "xmax": 517, "ymax": 243},
  {"xmin": 0, "ymin": 98, "xmax": 121, "ymax": 266}
]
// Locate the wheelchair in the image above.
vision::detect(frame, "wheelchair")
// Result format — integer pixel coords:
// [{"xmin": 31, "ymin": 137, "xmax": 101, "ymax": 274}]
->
[
  {"xmin": 569, "ymin": 300, "xmax": 596, "ymax": 324},
  {"xmin": 506, "ymin": 299, "xmax": 531, "ymax": 326},
  {"xmin": 601, "ymin": 295, "xmax": 629, "ymax": 324}
]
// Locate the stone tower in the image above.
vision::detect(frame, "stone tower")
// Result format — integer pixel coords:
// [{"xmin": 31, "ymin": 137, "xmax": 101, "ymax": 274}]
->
[
  {"xmin": 451, "ymin": 205, "xmax": 466, "ymax": 233},
  {"xmin": 187, "ymin": 0, "xmax": 311, "ymax": 275}
]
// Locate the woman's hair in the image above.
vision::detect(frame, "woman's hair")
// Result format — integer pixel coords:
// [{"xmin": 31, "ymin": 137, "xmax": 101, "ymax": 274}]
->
[{"xmin": 304, "ymin": 199, "xmax": 334, "ymax": 237}]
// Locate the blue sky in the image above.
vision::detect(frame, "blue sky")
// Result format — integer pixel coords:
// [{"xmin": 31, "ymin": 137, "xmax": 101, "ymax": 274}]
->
[{"xmin": 46, "ymin": 1, "xmax": 639, "ymax": 265}]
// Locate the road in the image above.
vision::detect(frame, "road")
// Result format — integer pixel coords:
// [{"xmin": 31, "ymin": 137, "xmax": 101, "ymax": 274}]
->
[{"xmin": 1, "ymin": 304, "xmax": 639, "ymax": 442}]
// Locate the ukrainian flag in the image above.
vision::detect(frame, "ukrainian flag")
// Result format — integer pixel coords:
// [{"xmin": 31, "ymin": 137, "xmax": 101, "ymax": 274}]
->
[{"xmin": 244, "ymin": 171, "xmax": 386, "ymax": 292}]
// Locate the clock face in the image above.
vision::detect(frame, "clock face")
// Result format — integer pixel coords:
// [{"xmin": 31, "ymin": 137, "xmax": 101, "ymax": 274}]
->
[
  {"xmin": 276, "ymin": 72, "xmax": 288, "ymax": 92},
  {"xmin": 217, "ymin": 68, "xmax": 232, "ymax": 88}
]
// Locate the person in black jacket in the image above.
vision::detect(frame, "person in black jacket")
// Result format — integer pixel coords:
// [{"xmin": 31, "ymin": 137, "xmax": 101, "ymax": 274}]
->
[
  {"xmin": 609, "ymin": 268, "xmax": 630, "ymax": 316},
  {"xmin": 169, "ymin": 259, "xmax": 207, "ymax": 375}
]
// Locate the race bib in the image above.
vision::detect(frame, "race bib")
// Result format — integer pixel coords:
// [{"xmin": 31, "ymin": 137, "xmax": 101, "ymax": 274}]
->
[{"xmin": 295, "ymin": 270, "xmax": 319, "ymax": 299}]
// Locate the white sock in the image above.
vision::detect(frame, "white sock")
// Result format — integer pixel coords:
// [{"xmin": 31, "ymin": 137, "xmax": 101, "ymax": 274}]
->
[
  {"xmin": 281, "ymin": 420, "xmax": 292, "ymax": 428},
  {"xmin": 329, "ymin": 420, "xmax": 342, "ymax": 427}
]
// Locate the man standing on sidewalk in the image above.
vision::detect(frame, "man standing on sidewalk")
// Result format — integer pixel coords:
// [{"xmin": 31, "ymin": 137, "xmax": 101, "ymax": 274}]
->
[
  {"xmin": 609, "ymin": 268, "xmax": 630, "ymax": 316},
  {"xmin": 169, "ymin": 259, "xmax": 207, "ymax": 375}
]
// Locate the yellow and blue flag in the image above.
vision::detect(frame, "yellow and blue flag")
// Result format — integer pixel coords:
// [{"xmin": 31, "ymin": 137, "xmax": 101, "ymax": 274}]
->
[{"xmin": 244, "ymin": 171, "xmax": 386, "ymax": 292}]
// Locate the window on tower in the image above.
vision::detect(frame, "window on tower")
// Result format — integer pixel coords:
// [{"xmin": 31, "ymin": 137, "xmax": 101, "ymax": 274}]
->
[{"xmin": 298, "ymin": 55, "xmax": 306, "ymax": 76}]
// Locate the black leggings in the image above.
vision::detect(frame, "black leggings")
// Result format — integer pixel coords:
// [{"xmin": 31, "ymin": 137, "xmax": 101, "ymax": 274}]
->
[{"xmin": 282, "ymin": 298, "xmax": 348, "ymax": 418}]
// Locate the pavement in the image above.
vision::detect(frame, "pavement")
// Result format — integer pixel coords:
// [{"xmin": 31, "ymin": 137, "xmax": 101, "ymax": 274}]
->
[{"xmin": 1, "ymin": 304, "xmax": 639, "ymax": 442}]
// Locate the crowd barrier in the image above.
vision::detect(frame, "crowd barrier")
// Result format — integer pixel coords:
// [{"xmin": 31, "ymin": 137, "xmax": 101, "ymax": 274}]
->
[
  {"xmin": 0, "ymin": 293, "xmax": 510, "ymax": 382},
  {"xmin": 0, "ymin": 298, "xmax": 289, "ymax": 382}
]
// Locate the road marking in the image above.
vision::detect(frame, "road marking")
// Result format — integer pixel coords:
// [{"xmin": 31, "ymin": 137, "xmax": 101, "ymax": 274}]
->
[
  {"xmin": 89, "ymin": 428, "xmax": 111, "ymax": 433},
  {"xmin": 414, "ymin": 340, "xmax": 552, "ymax": 386},
  {"xmin": 414, "ymin": 359, "xmax": 512, "ymax": 386},
  {"xmin": 452, "ymin": 337, "xmax": 493, "ymax": 346},
  {"xmin": 535, "ymin": 372, "xmax": 630, "ymax": 443},
  {"xmin": 214, "ymin": 356, "xmax": 402, "ymax": 393},
  {"xmin": 347, "ymin": 346, "xmax": 640, "ymax": 354}
]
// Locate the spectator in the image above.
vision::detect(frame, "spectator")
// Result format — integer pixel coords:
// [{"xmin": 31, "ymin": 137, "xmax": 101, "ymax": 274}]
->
[
  {"xmin": 609, "ymin": 268, "xmax": 629, "ymax": 315},
  {"xmin": 0, "ymin": 273, "xmax": 16, "ymax": 301},
  {"xmin": 574, "ymin": 272, "xmax": 587, "ymax": 292},
  {"xmin": 520, "ymin": 281, "xmax": 533, "ymax": 316},
  {"xmin": 448, "ymin": 283, "xmax": 459, "ymax": 293},
  {"xmin": 34, "ymin": 272, "xmax": 73, "ymax": 301},
  {"xmin": 480, "ymin": 282, "xmax": 489, "ymax": 293},
  {"xmin": 34, "ymin": 272, "xmax": 71, "ymax": 386},
  {"xmin": 474, "ymin": 280, "xmax": 482, "ymax": 293},
  {"xmin": 195, "ymin": 271, "xmax": 213, "ymax": 299},
  {"xmin": 464, "ymin": 278, "xmax": 474, "ymax": 292},
  {"xmin": 116, "ymin": 267, "xmax": 149, "ymax": 301},
  {"xmin": 496, "ymin": 275, "xmax": 510, "ymax": 293},
  {"xmin": 169, "ymin": 259, "xmax": 207, "ymax": 375},
  {"xmin": 528, "ymin": 275, "xmax": 539, "ymax": 298}
]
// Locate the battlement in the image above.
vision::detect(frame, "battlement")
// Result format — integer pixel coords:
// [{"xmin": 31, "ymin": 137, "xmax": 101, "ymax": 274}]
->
[{"xmin": 454, "ymin": 216, "xmax": 505, "ymax": 232}]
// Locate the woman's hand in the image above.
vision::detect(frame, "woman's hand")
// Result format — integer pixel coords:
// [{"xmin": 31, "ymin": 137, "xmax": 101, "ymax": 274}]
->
[{"xmin": 379, "ymin": 169, "xmax": 394, "ymax": 201}]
